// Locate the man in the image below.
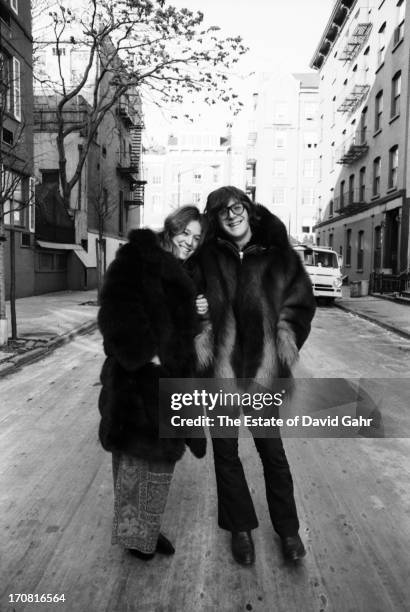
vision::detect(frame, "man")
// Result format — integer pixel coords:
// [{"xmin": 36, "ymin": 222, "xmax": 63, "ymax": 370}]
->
[{"xmin": 189, "ymin": 186, "xmax": 316, "ymax": 566}]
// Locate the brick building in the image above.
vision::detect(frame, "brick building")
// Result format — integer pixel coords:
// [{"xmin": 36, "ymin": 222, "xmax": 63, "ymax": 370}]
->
[
  {"xmin": 1, "ymin": 0, "xmax": 35, "ymax": 300},
  {"xmin": 311, "ymin": 0, "xmax": 409, "ymax": 290}
]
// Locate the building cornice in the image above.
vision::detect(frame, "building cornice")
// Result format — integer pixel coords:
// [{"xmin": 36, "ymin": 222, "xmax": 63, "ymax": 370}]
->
[
  {"xmin": 314, "ymin": 190, "xmax": 406, "ymax": 229},
  {"xmin": 310, "ymin": 0, "xmax": 358, "ymax": 70}
]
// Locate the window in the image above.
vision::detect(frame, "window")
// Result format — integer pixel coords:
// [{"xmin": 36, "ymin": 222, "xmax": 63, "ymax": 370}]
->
[
  {"xmin": 389, "ymin": 145, "xmax": 399, "ymax": 189},
  {"xmin": 375, "ymin": 90, "xmax": 383, "ymax": 131},
  {"xmin": 348, "ymin": 174, "xmax": 355, "ymax": 205},
  {"xmin": 2, "ymin": 127, "xmax": 13, "ymax": 145},
  {"xmin": 304, "ymin": 102, "xmax": 318, "ymax": 121},
  {"xmin": 0, "ymin": 52, "xmax": 11, "ymax": 112},
  {"xmin": 41, "ymin": 169, "xmax": 59, "ymax": 185},
  {"xmin": 152, "ymin": 194, "xmax": 161, "ymax": 209},
  {"xmin": 303, "ymin": 132, "xmax": 318, "ymax": 149},
  {"xmin": 357, "ymin": 231, "xmax": 364, "ymax": 269},
  {"xmin": 302, "ymin": 226, "xmax": 310, "ymax": 234},
  {"xmin": 102, "ymin": 146, "xmax": 107, "ymax": 158},
  {"xmin": 303, "ymin": 159, "xmax": 316, "ymax": 178},
  {"xmin": 3, "ymin": 171, "xmax": 23, "ymax": 226},
  {"xmin": 346, "ymin": 229, "xmax": 352, "ymax": 266},
  {"xmin": 10, "ymin": 0, "xmax": 18, "ymax": 13},
  {"xmin": 274, "ymin": 131, "xmax": 287, "ymax": 149},
  {"xmin": 194, "ymin": 172, "xmax": 202, "ymax": 183},
  {"xmin": 329, "ymin": 234, "xmax": 334, "ymax": 249},
  {"xmin": 38, "ymin": 252, "xmax": 67, "ymax": 272},
  {"xmin": 394, "ymin": 0, "xmax": 405, "ymax": 44},
  {"xmin": 329, "ymin": 200, "xmax": 334, "ymax": 217},
  {"xmin": 391, "ymin": 71, "xmax": 401, "ymax": 117},
  {"xmin": 119, "ymin": 191, "xmax": 124, "ymax": 234},
  {"xmin": 377, "ymin": 22, "xmax": 386, "ymax": 66},
  {"xmin": 360, "ymin": 107, "xmax": 368, "ymax": 141},
  {"xmin": 359, "ymin": 167, "xmax": 366, "ymax": 201},
  {"xmin": 373, "ymin": 157, "xmax": 381, "ymax": 196},
  {"xmin": 102, "ymin": 188, "xmax": 108, "ymax": 213},
  {"xmin": 52, "ymin": 47, "xmax": 66, "ymax": 56},
  {"xmin": 302, "ymin": 188, "xmax": 315, "ymax": 206},
  {"xmin": 21, "ymin": 233, "xmax": 30, "ymax": 247},
  {"xmin": 272, "ymin": 188, "xmax": 285, "ymax": 205},
  {"xmin": 274, "ymin": 102, "xmax": 288, "ymax": 123},
  {"xmin": 192, "ymin": 192, "xmax": 202, "ymax": 204},
  {"xmin": 152, "ymin": 174, "xmax": 162, "ymax": 184},
  {"xmin": 12, "ymin": 57, "xmax": 21, "ymax": 121},
  {"xmin": 374, "ymin": 226, "xmax": 382, "ymax": 268},
  {"xmin": 273, "ymin": 160, "xmax": 286, "ymax": 177},
  {"xmin": 340, "ymin": 180, "xmax": 345, "ymax": 210}
]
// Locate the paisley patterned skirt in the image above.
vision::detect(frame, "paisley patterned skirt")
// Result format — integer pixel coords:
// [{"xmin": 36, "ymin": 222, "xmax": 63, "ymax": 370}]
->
[{"xmin": 111, "ymin": 453, "xmax": 175, "ymax": 554}]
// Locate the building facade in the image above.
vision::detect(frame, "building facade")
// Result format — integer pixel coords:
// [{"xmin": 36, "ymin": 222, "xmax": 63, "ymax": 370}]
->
[
  {"xmin": 1, "ymin": 0, "xmax": 35, "ymax": 299},
  {"xmin": 311, "ymin": 0, "xmax": 409, "ymax": 288},
  {"xmin": 245, "ymin": 72, "xmax": 319, "ymax": 241},
  {"xmin": 142, "ymin": 131, "xmax": 246, "ymax": 229}
]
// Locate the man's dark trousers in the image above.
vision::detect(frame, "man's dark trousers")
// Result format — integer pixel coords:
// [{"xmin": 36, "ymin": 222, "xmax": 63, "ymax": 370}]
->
[{"xmin": 211, "ymin": 432, "xmax": 299, "ymax": 537}]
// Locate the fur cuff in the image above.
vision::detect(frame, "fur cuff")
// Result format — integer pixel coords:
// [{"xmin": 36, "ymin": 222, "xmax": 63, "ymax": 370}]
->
[
  {"xmin": 194, "ymin": 321, "xmax": 214, "ymax": 371},
  {"xmin": 277, "ymin": 327, "xmax": 299, "ymax": 369}
]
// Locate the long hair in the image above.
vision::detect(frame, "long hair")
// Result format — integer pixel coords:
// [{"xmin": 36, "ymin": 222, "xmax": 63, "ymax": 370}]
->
[
  {"xmin": 157, "ymin": 205, "xmax": 203, "ymax": 257},
  {"xmin": 203, "ymin": 186, "xmax": 256, "ymax": 241}
]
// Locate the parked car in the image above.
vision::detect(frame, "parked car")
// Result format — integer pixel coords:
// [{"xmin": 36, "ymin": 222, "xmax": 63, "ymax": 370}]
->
[{"xmin": 294, "ymin": 244, "xmax": 343, "ymax": 303}]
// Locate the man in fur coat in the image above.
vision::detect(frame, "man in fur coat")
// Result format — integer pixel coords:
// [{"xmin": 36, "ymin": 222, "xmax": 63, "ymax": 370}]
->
[{"xmin": 189, "ymin": 186, "xmax": 316, "ymax": 566}]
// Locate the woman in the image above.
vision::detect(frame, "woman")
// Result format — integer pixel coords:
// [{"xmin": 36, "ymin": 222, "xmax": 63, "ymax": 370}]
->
[
  {"xmin": 98, "ymin": 206, "xmax": 207, "ymax": 560},
  {"xmin": 188, "ymin": 186, "xmax": 316, "ymax": 566}
]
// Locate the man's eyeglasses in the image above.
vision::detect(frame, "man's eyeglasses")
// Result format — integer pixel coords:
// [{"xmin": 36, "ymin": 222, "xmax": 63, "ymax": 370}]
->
[{"xmin": 218, "ymin": 202, "xmax": 245, "ymax": 220}]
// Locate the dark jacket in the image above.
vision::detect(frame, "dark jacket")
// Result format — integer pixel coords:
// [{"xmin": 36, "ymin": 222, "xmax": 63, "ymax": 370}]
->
[
  {"xmin": 188, "ymin": 205, "xmax": 316, "ymax": 383},
  {"xmin": 98, "ymin": 229, "xmax": 206, "ymax": 462}
]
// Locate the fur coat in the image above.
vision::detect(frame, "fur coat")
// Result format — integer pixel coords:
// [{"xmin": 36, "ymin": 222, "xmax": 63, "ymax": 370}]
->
[
  {"xmin": 98, "ymin": 229, "xmax": 206, "ymax": 463},
  {"xmin": 188, "ymin": 205, "xmax": 316, "ymax": 383}
]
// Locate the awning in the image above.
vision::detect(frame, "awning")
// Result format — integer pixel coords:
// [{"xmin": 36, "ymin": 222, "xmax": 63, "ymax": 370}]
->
[{"xmin": 36, "ymin": 241, "xmax": 96, "ymax": 268}]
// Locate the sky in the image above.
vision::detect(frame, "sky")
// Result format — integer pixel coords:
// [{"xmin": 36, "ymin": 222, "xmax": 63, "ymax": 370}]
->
[{"xmin": 143, "ymin": 0, "xmax": 334, "ymax": 142}]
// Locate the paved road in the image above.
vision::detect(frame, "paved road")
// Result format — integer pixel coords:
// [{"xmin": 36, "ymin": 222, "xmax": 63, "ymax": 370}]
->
[{"xmin": 1, "ymin": 307, "xmax": 410, "ymax": 612}]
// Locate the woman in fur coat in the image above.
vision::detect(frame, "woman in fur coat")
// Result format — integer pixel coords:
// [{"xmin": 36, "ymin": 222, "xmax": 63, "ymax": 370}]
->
[
  {"xmin": 188, "ymin": 186, "xmax": 316, "ymax": 566},
  {"xmin": 98, "ymin": 206, "xmax": 207, "ymax": 560}
]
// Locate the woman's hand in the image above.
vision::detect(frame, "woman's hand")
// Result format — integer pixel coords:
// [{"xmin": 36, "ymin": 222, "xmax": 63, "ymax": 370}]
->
[
  {"xmin": 151, "ymin": 355, "xmax": 161, "ymax": 365},
  {"xmin": 196, "ymin": 294, "xmax": 209, "ymax": 316}
]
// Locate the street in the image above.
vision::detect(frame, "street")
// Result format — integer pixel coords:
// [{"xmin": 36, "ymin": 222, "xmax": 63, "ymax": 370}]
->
[{"xmin": 1, "ymin": 306, "xmax": 410, "ymax": 612}]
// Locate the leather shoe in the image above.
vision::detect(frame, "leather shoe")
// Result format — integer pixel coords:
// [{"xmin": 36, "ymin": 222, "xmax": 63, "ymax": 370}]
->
[
  {"xmin": 231, "ymin": 531, "xmax": 255, "ymax": 566},
  {"xmin": 156, "ymin": 533, "xmax": 175, "ymax": 555},
  {"xmin": 127, "ymin": 548, "xmax": 155, "ymax": 561},
  {"xmin": 281, "ymin": 534, "xmax": 306, "ymax": 561}
]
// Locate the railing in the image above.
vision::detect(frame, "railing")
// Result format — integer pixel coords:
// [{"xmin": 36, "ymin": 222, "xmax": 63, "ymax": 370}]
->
[
  {"xmin": 370, "ymin": 272, "xmax": 410, "ymax": 294},
  {"xmin": 334, "ymin": 188, "xmax": 366, "ymax": 213},
  {"xmin": 338, "ymin": 22, "xmax": 372, "ymax": 62},
  {"xmin": 116, "ymin": 151, "xmax": 139, "ymax": 170},
  {"xmin": 336, "ymin": 128, "xmax": 368, "ymax": 164}
]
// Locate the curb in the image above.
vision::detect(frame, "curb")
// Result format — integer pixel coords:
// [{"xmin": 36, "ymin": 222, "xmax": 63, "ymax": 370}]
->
[
  {"xmin": 0, "ymin": 320, "xmax": 98, "ymax": 379},
  {"xmin": 334, "ymin": 303, "xmax": 410, "ymax": 341}
]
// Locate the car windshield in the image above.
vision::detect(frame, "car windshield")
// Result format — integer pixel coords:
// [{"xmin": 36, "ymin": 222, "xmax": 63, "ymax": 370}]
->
[{"xmin": 299, "ymin": 249, "xmax": 338, "ymax": 268}]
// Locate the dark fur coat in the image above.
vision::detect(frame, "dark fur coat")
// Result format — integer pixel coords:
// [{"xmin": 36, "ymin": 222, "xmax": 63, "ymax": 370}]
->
[
  {"xmin": 98, "ymin": 229, "xmax": 206, "ymax": 462},
  {"xmin": 188, "ymin": 205, "xmax": 316, "ymax": 382}
]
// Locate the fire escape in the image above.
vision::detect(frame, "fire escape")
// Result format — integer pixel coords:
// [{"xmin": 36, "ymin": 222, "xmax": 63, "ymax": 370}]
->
[
  {"xmin": 338, "ymin": 22, "xmax": 372, "ymax": 63},
  {"xmin": 116, "ymin": 95, "xmax": 146, "ymax": 207},
  {"xmin": 336, "ymin": 127, "xmax": 369, "ymax": 165}
]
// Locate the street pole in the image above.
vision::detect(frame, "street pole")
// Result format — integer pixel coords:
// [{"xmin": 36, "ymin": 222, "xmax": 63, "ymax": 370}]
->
[
  {"xmin": 10, "ymin": 227, "xmax": 16, "ymax": 339},
  {"xmin": 178, "ymin": 171, "xmax": 181, "ymax": 207}
]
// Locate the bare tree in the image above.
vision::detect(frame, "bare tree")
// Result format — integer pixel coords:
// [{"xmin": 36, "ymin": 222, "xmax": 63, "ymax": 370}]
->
[
  {"xmin": 32, "ymin": 0, "xmax": 248, "ymax": 211},
  {"xmin": 0, "ymin": 53, "xmax": 34, "ymax": 344}
]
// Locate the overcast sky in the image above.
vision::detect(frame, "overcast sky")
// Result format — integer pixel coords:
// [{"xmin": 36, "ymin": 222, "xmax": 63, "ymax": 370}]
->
[{"xmin": 144, "ymin": 0, "xmax": 334, "ymax": 142}]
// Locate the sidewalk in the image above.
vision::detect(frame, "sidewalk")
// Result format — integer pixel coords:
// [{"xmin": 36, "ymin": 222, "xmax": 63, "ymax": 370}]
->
[
  {"xmin": 0, "ymin": 286, "xmax": 409, "ymax": 379},
  {"xmin": 335, "ymin": 286, "xmax": 410, "ymax": 340},
  {"xmin": 0, "ymin": 290, "xmax": 98, "ymax": 377}
]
